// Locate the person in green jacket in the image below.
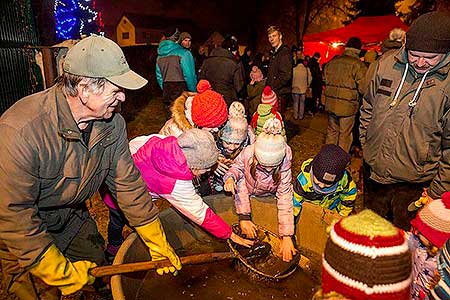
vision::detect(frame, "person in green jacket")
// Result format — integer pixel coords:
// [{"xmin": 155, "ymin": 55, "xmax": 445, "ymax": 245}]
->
[
  {"xmin": 324, "ymin": 37, "xmax": 367, "ymax": 152},
  {"xmin": 293, "ymin": 144, "xmax": 357, "ymax": 220}
]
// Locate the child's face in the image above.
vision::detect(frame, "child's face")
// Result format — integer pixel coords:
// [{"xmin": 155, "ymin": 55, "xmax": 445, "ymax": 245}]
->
[
  {"xmin": 312, "ymin": 175, "xmax": 333, "ymax": 189},
  {"xmin": 222, "ymin": 141, "xmax": 240, "ymax": 154},
  {"xmin": 413, "ymin": 229, "xmax": 439, "ymax": 256}
]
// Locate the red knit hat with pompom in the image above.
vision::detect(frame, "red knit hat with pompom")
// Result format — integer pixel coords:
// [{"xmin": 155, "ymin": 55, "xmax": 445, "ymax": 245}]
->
[
  {"xmin": 411, "ymin": 192, "xmax": 450, "ymax": 248},
  {"xmin": 191, "ymin": 80, "xmax": 228, "ymax": 128},
  {"xmin": 261, "ymin": 86, "xmax": 278, "ymax": 106}
]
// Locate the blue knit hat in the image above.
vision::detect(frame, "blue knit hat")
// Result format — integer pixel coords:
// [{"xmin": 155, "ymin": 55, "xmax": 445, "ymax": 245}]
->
[{"xmin": 220, "ymin": 116, "xmax": 248, "ymax": 145}]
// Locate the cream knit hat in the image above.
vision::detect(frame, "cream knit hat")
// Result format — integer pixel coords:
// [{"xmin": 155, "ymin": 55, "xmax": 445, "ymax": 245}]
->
[{"xmin": 254, "ymin": 118, "xmax": 286, "ymax": 167}]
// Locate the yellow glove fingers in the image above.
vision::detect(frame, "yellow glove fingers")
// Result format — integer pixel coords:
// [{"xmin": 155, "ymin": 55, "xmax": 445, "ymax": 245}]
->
[
  {"xmin": 135, "ymin": 219, "xmax": 182, "ymax": 273},
  {"xmin": 30, "ymin": 245, "xmax": 97, "ymax": 295}
]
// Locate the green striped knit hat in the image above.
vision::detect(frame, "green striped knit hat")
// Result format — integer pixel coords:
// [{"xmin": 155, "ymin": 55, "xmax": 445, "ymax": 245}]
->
[{"xmin": 322, "ymin": 210, "xmax": 412, "ymax": 300}]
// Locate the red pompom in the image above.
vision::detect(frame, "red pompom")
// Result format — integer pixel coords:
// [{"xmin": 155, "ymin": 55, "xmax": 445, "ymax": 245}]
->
[
  {"xmin": 263, "ymin": 85, "xmax": 272, "ymax": 96},
  {"xmin": 442, "ymin": 191, "xmax": 450, "ymax": 209},
  {"xmin": 197, "ymin": 80, "xmax": 211, "ymax": 93}
]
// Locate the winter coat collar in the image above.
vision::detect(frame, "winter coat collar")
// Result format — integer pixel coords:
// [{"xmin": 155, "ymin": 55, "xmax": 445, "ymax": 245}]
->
[
  {"xmin": 55, "ymin": 86, "xmax": 82, "ymax": 140},
  {"xmin": 270, "ymin": 44, "xmax": 289, "ymax": 56},
  {"xmin": 343, "ymin": 48, "xmax": 361, "ymax": 59},
  {"xmin": 209, "ymin": 47, "xmax": 236, "ymax": 60}
]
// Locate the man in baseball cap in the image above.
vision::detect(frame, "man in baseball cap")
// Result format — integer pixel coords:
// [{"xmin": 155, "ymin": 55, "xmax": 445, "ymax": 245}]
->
[{"xmin": 0, "ymin": 35, "xmax": 180, "ymax": 300}]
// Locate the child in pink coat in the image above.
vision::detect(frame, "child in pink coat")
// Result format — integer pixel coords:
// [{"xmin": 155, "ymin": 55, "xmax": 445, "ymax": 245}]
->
[
  {"xmin": 102, "ymin": 129, "xmax": 253, "ymax": 261},
  {"xmin": 223, "ymin": 118, "xmax": 296, "ymax": 262}
]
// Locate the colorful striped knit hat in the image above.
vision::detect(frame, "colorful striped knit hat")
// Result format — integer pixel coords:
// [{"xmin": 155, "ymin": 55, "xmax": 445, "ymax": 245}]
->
[
  {"xmin": 322, "ymin": 210, "xmax": 412, "ymax": 300},
  {"xmin": 410, "ymin": 192, "xmax": 450, "ymax": 248},
  {"xmin": 261, "ymin": 86, "xmax": 278, "ymax": 106}
]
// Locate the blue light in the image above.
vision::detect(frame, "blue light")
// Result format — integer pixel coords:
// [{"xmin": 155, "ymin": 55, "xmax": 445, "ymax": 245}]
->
[{"xmin": 54, "ymin": 0, "xmax": 99, "ymax": 40}]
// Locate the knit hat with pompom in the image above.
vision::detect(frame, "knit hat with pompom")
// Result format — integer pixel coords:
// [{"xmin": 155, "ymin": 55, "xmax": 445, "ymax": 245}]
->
[
  {"xmin": 250, "ymin": 65, "xmax": 264, "ymax": 82},
  {"xmin": 254, "ymin": 118, "xmax": 286, "ymax": 167},
  {"xmin": 322, "ymin": 209, "xmax": 412, "ymax": 300},
  {"xmin": 261, "ymin": 86, "xmax": 278, "ymax": 107},
  {"xmin": 191, "ymin": 80, "xmax": 228, "ymax": 128},
  {"xmin": 411, "ymin": 192, "xmax": 450, "ymax": 248},
  {"xmin": 228, "ymin": 101, "xmax": 246, "ymax": 118}
]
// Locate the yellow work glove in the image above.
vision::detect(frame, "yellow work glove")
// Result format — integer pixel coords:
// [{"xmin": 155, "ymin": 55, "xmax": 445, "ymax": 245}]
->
[
  {"xmin": 135, "ymin": 218, "xmax": 182, "ymax": 275},
  {"xmin": 29, "ymin": 244, "xmax": 97, "ymax": 295}
]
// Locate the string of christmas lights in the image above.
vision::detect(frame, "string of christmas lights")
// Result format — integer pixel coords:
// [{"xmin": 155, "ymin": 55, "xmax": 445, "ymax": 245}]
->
[{"xmin": 54, "ymin": 0, "xmax": 104, "ymax": 40}]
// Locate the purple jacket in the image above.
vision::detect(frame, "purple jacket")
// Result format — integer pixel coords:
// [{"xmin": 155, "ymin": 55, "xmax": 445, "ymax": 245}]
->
[
  {"xmin": 131, "ymin": 134, "xmax": 232, "ymax": 240},
  {"xmin": 224, "ymin": 144, "xmax": 294, "ymax": 236}
]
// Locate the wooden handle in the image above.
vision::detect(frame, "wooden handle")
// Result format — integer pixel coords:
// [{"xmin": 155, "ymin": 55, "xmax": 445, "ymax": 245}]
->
[{"xmin": 89, "ymin": 252, "xmax": 234, "ymax": 277}]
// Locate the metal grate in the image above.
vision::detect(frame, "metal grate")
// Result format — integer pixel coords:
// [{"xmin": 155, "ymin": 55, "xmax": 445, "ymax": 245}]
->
[
  {"xmin": 0, "ymin": 0, "xmax": 40, "ymax": 115},
  {"xmin": 0, "ymin": 0, "xmax": 38, "ymax": 47},
  {"xmin": 0, "ymin": 48, "xmax": 39, "ymax": 114}
]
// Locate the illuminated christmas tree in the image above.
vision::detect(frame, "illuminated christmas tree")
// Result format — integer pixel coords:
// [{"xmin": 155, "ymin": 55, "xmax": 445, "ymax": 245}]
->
[{"xmin": 54, "ymin": 0, "xmax": 104, "ymax": 40}]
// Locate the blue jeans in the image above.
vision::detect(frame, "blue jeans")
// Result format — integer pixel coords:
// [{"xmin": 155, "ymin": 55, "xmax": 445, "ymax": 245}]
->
[{"xmin": 292, "ymin": 93, "xmax": 306, "ymax": 119}]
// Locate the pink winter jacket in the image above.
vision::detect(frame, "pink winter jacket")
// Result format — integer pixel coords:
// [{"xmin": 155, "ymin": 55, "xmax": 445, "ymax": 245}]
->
[
  {"xmin": 129, "ymin": 134, "xmax": 232, "ymax": 239},
  {"xmin": 223, "ymin": 144, "xmax": 294, "ymax": 236}
]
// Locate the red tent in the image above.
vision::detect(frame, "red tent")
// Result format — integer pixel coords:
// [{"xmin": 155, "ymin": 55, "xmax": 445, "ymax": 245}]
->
[{"xmin": 303, "ymin": 15, "xmax": 408, "ymax": 64}]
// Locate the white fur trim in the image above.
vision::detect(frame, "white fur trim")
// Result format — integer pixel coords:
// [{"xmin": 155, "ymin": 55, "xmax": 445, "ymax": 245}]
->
[
  {"xmin": 323, "ymin": 257, "xmax": 411, "ymax": 295},
  {"xmin": 129, "ymin": 134, "xmax": 165, "ymax": 155},
  {"xmin": 330, "ymin": 227, "xmax": 409, "ymax": 259},
  {"xmin": 184, "ymin": 96, "xmax": 195, "ymax": 126}
]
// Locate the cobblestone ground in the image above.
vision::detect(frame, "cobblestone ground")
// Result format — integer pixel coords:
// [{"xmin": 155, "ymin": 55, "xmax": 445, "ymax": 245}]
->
[{"xmin": 0, "ymin": 98, "xmax": 363, "ymax": 300}]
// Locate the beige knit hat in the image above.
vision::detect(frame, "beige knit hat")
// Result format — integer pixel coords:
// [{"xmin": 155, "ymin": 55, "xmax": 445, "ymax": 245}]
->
[
  {"xmin": 228, "ymin": 101, "xmax": 246, "ymax": 118},
  {"xmin": 178, "ymin": 129, "xmax": 219, "ymax": 169},
  {"xmin": 254, "ymin": 118, "xmax": 286, "ymax": 167}
]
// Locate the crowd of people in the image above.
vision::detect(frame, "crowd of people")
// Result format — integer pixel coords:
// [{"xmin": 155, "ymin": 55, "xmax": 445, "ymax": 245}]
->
[{"xmin": 0, "ymin": 10, "xmax": 450, "ymax": 300}]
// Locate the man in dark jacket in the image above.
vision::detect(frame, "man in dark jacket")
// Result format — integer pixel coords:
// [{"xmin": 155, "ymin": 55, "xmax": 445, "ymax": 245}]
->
[
  {"xmin": 266, "ymin": 26, "xmax": 293, "ymax": 114},
  {"xmin": 307, "ymin": 52, "xmax": 323, "ymax": 113},
  {"xmin": 0, "ymin": 36, "xmax": 181, "ymax": 300},
  {"xmin": 324, "ymin": 37, "xmax": 367, "ymax": 152},
  {"xmin": 156, "ymin": 27, "xmax": 197, "ymax": 119},
  {"xmin": 199, "ymin": 36, "xmax": 244, "ymax": 106},
  {"xmin": 360, "ymin": 12, "xmax": 450, "ymax": 230}
]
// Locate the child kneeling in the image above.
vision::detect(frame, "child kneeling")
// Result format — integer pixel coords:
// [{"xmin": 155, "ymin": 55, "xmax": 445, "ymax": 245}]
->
[{"xmin": 293, "ymin": 144, "xmax": 357, "ymax": 220}]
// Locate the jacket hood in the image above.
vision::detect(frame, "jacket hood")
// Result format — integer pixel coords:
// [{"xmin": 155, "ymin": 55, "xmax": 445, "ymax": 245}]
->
[
  {"xmin": 134, "ymin": 135, "xmax": 192, "ymax": 181},
  {"xmin": 209, "ymin": 47, "xmax": 236, "ymax": 60},
  {"xmin": 257, "ymin": 103, "xmax": 273, "ymax": 117},
  {"xmin": 343, "ymin": 48, "xmax": 361, "ymax": 59},
  {"xmin": 158, "ymin": 40, "xmax": 184, "ymax": 56},
  {"xmin": 171, "ymin": 91, "xmax": 197, "ymax": 131}
]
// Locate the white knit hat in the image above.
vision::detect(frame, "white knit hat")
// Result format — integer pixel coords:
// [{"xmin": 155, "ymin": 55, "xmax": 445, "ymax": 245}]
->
[{"xmin": 254, "ymin": 118, "xmax": 286, "ymax": 167}]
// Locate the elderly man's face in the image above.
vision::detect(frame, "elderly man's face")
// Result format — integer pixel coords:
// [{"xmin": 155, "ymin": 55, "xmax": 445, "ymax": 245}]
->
[
  {"xmin": 407, "ymin": 50, "xmax": 446, "ymax": 74},
  {"xmin": 181, "ymin": 38, "xmax": 191, "ymax": 49},
  {"xmin": 268, "ymin": 31, "xmax": 282, "ymax": 49},
  {"xmin": 82, "ymin": 81, "xmax": 125, "ymax": 120}
]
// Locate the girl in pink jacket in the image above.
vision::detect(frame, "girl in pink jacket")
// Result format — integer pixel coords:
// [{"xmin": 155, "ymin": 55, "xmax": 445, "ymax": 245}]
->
[
  {"xmin": 130, "ymin": 129, "xmax": 252, "ymax": 247},
  {"xmin": 223, "ymin": 118, "xmax": 296, "ymax": 262}
]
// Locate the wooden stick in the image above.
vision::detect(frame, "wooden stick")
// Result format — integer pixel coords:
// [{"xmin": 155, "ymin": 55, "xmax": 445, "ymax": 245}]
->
[{"xmin": 90, "ymin": 252, "xmax": 234, "ymax": 277}]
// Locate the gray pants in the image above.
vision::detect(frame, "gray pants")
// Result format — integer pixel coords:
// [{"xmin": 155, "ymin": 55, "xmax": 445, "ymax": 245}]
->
[
  {"xmin": 0, "ymin": 216, "xmax": 105, "ymax": 300},
  {"xmin": 292, "ymin": 93, "xmax": 306, "ymax": 119},
  {"xmin": 325, "ymin": 113, "xmax": 355, "ymax": 152}
]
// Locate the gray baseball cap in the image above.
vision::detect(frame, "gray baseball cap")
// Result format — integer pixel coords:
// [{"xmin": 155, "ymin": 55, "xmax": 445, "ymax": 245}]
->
[{"xmin": 63, "ymin": 35, "xmax": 147, "ymax": 90}]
